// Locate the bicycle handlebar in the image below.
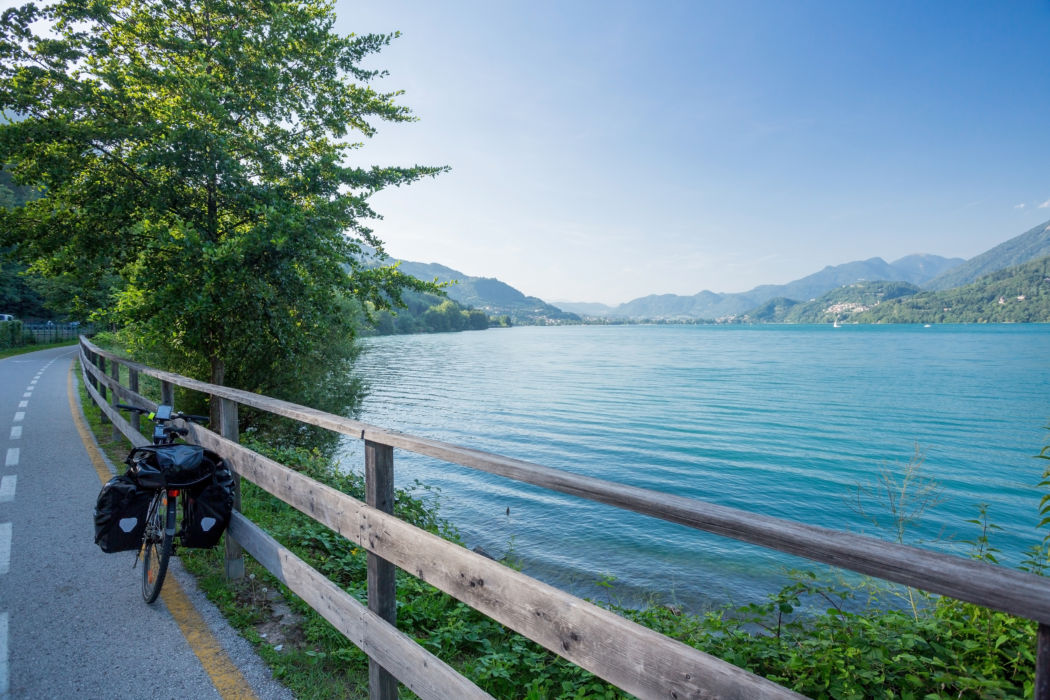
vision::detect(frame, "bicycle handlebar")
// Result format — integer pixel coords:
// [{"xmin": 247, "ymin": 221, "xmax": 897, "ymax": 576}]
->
[{"xmin": 115, "ymin": 404, "xmax": 209, "ymax": 426}]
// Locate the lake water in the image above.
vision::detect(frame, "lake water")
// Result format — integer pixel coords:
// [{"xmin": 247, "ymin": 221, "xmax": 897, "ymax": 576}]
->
[{"xmin": 344, "ymin": 324, "xmax": 1050, "ymax": 610}]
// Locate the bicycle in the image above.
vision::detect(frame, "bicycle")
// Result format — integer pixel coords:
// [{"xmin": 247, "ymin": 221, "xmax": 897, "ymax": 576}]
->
[{"xmin": 115, "ymin": 403, "xmax": 215, "ymax": 603}]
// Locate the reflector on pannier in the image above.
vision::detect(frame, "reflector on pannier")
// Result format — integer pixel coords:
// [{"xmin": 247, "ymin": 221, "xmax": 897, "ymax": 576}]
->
[
  {"xmin": 94, "ymin": 474, "xmax": 152, "ymax": 553},
  {"xmin": 181, "ymin": 462, "xmax": 235, "ymax": 549}
]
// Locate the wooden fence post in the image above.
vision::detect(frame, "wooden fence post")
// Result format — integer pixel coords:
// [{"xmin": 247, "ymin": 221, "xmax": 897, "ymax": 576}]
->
[
  {"xmin": 161, "ymin": 381, "xmax": 174, "ymax": 408},
  {"xmin": 365, "ymin": 440, "xmax": 397, "ymax": 700},
  {"xmin": 97, "ymin": 356, "xmax": 108, "ymax": 423},
  {"xmin": 128, "ymin": 369, "xmax": 140, "ymax": 435},
  {"xmin": 85, "ymin": 348, "xmax": 97, "ymax": 393},
  {"xmin": 110, "ymin": 360, "xmax": 121, "ymax": 441},
  {"xmin": 1037, "ymin": 624, "xmax": 1050, "ymax": 700},
  {"xmin": 220, "ymin": 397, "xmax": 245, "ymax": 580}
]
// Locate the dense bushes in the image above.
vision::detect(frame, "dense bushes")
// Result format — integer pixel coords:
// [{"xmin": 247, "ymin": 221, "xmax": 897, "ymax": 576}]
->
[
  {"xmin": 178, "ymin": 434, "xmax": 1050, "ymax": 699},
  {"xmin": 0, "ymin": 319, "xmax": 32, "ymax": 349},
  {"xmin": 368, "ymin": 291, "xmax": 493, "ymax": 335}
]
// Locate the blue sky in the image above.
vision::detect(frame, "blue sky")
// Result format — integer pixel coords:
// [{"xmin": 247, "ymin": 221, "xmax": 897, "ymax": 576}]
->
[
  {"xmin": 338, "ymin": 1, "xmax": 1050, "ymax": 304},
  {"xmin": 4, "ymin": 1, "xmax": 1047, "ymax": 304}
]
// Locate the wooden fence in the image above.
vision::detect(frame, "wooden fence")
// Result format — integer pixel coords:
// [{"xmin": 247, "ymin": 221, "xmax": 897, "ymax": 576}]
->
[{"xmin": 77, "ymin": 336, "xmax": 1050, "ymax": 699}]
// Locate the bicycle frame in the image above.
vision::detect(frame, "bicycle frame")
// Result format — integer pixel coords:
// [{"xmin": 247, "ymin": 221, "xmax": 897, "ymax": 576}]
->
[{"xmin": 117, "ymin": 403, "xmax": 211, "ymax": 603}]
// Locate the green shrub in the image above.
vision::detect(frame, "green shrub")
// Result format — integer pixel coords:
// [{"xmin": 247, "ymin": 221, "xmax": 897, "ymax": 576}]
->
[{"xmin": 182, "ymin": 431, "xmax": 1050, "ymax": 698}]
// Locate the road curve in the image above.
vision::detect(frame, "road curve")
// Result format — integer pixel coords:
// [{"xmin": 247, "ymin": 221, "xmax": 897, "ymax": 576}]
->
[{"xmin": 0, "ymin": 345, "xmax": 293, "ymax": 700}]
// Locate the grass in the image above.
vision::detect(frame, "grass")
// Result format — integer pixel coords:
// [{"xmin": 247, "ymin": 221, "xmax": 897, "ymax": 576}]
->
[
  {"xmin": 76, "ymin": 350, "xmax": 1049, "ymax": 699},
  {"xmin": 0, "ymin": 338, "xmax": 78, "ymax": 360}
]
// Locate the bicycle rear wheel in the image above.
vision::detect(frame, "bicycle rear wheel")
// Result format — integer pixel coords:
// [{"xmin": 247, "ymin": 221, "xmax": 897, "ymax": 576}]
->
[{"xmin": 142, "ymin": 490, "xmax": 173, "ymax": 603}]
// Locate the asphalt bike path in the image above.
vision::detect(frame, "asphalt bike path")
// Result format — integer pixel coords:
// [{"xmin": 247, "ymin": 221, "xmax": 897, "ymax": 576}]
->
[{"xmin": 0, "ymin": 346, "xmax": 294, "ymax": 699}]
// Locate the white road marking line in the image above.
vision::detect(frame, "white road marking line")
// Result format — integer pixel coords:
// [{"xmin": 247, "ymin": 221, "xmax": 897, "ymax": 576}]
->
[
  {"xmin": 12, "ymin": 413, "xmax": 23, "ymax": 423},
  {"xmin": 3, "ymin": 450, "xmax": 16, "ymax": 468},
  {"xmin": 0, "ymin": 523, "xmax": 10, "ymax": 574},
  {"xmin": 7, "ymin": 427, "xmax": 19, "ymax": 440},
  {"xmin": 21, "ymin": 393, "xmax": 31, "ymax": 399},
  {"xmin": 0, "ymin": 477, "xmax": 13, "ymax": 503},
  {"xmin": 16, "ymin": 402, "xmax": 26, "ymax": 409},
  {"xmin": 0, "ymin": 611, "xmax": 8, "ymax": 697},
  {"xmin": 28, "ymin": 380, "xmax": 36, "ymax": 386}
]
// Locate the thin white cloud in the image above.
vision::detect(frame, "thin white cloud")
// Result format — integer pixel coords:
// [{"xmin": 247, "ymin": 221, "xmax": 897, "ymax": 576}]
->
[
  {"xmin": 1039, "ymin": 199, "xmax": 1050, "ymax": 209},
  {"xmin": 1015, "ymin": 203, "xmax": 1026, "ymax": 209}
]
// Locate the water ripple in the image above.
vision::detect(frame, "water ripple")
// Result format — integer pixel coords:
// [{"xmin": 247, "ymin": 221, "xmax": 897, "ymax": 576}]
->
[{"xmin": 346, "ymin": 325, "xmax": 1050, "ymax": 610}]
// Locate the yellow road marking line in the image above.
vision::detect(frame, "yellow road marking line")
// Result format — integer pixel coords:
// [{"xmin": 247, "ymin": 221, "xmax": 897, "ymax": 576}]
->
[
  {"xmin": 69, "ymin": 366, "xmax": 115, "ymax": 484},
  {"xmin": 68, "ymin": 362, "xmax": 259, "ymax": 699}
]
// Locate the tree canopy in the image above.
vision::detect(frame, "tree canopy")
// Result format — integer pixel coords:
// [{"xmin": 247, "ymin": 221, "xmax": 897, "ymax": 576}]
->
[{"xmin": 0, "ymin": 0, "xmax": 444, "ymax": 421}]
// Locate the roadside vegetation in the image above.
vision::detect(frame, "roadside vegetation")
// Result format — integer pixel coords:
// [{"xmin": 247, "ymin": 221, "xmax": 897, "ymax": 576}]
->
[
  {"xmin": 0, "ymin": 335, "xmax": 77, "ymax": 359},
  {"xmin": 13, "ymin": 0, "xmax": 1050, "ymax": 695},
  {"xmin": 362, "ymin": 290, "xmax": 501, "ymax": 336},
  {"xmin": 76, "ymin": 361, "xmax": 1050, "ymax": 698}
]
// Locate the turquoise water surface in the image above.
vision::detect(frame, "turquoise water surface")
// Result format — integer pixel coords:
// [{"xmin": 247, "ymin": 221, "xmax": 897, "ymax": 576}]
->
[{"xmin": 345, "ymin": 324, "xmax": 1050, "ymax": 609}]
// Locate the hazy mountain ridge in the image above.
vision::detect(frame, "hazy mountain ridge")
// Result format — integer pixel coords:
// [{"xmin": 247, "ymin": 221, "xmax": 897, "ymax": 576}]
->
[
  {"xmin": 601, "ymin": 254, "xmax": 962, "ymax": 320},
  {"xmin": 551, "ymin": 300, "xmax": 616, "ymax": 316},
  {"xmin": 391, "ymin": 259, "xmax": 580, "ymax": 324},
  {"xmin": 745, "ymin": 255, "xmax": 1050, "ymax": 324},
  {"xmin": 744, "ymin": 281, "xmax": 923, "ymax": 323},
  {"xmin": 853, "ymin": 255, "xmax": 1050, "ymax": 324},
  {"xmin": 382, "ymin": 218, "xmax": 1049, "ymax": 324},
  {"xmin": 923, "ymin": 219, "xmax": 1050, "ymax": 291}
]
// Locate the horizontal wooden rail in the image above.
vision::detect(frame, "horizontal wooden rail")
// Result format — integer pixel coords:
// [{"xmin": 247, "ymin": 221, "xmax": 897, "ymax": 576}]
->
[
  {"xmin": 80, "ymin": 337, "xmax": 1050, "ymax": 625},
  {"xmin": 79, "ymin": 352, "xmax": 150, "ymax": 447},
  {"xmin": 229, "ymin": 513, "xmax": 494, "ymax": 700},
  {"xmin": 80, "ymin": 340, "xmax": 802, "ymax": 698},
  {"xmin": 196, "ymin": 425, "xmax": 801, "ymax": 699},
  {"xmin": 80, "ymin": 351, "xmax": 501, "ymax": 700}
]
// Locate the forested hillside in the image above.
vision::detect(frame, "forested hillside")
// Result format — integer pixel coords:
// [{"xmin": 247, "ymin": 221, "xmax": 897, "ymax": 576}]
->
[
  {"xmin": 391, "ymin": 259, "xmax": 579, "ymax": 324},
  {"xmin": 364, "ymin": 290, "xmax": 500, "ymax": 335},
  {"xmin": 742, "ymin": 256, "xmax": 1050, "ymax": 324},
  {"xmin": 924, "ymin": 219, "xmax": 1050, "ymax": 291},
  {"xmin": 742, "ymin": 282, "xmax": 921, "ymax": 323},
  {"xmin": 856, "ymin": 255, "xmax": 1050, "ymax": 323}
]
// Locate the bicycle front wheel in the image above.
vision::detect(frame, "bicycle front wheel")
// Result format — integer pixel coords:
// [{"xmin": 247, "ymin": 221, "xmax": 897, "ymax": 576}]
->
[{"xmin": 142, "ymin": 491, "xmax": 173, "ymax": 604}]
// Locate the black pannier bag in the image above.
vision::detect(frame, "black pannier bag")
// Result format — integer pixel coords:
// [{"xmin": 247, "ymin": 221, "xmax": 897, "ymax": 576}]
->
[
  {"xmin": 94, "ymin": 474, "xmax": 153, "ymax": 553},
  {"xmin": 181, "ymin": 461, "xmax": 235, "ymax": 549},
  {"xmin": 125, "ymin": 444, "xmax": 212, "ymax": 488}
]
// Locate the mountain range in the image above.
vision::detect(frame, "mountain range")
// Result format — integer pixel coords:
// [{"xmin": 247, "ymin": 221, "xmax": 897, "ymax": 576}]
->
[
  {"xmin": 389, "ymin": 259, "xmax": 579, "ymax": 324},
  {"xmin": 390, "ymin": 218, "xmax": 1050, "ymax": 323},
  {"xmin": 923, "ymin": 219, "xmax": 1050, "ymax": 291},
  {"xmin": 558, "ymin": 254, "xmax": 963, "ymax": 320}
]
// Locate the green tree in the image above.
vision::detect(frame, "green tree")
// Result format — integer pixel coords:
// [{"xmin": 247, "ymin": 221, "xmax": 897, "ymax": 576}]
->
[
  {"xmin": 0, "ymin": 252, "xmax": 50, "ymax": 318},
  {"xmin": 466, "ymin": 309, "xmax": 489, "ymax": 330},
  {"xmin": 0, "ymin": 0, "xmax": 444, "ymax": 427}
]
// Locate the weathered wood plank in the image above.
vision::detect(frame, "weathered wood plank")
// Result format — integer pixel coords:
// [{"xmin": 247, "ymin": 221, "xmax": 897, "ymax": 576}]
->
[
  {"xmin": 128, "ymin": 368, "xmax": 141, "ymax": 435},
  {"xmin": 228, "ymin": 513, "xmax": 494, "ymax": 700},
  {"xmin": 108, "ymin": 359, "xmax": 121, "ymax": 441},
  {"xmin": 79, "ymin": 347, "xmax": 156, "ymax": 413},
  {"xmin": 219, "ymin": 397, "xmax": 245, "ymax": 581},
  {"xmin": 78, "ymin": 337, "xmax": 1050, "ymax": 624},
  {"xmin": 365, "ymin": 441, "xmax": 398, "ymax": 700},
  {"xmin": 196, "ymin": 429, "xmax": 802, "ymax": 700},
  {"xmin": 78, "ymin": 352, "xmax": 149, "ymax": 448},
  {"xmin": 96, "ymin": 355, "xmax": 108, "ymax": 423},
  {"xmin": 1037, "ymin": 624, "xmax": 1050, "ymax": 700}
]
